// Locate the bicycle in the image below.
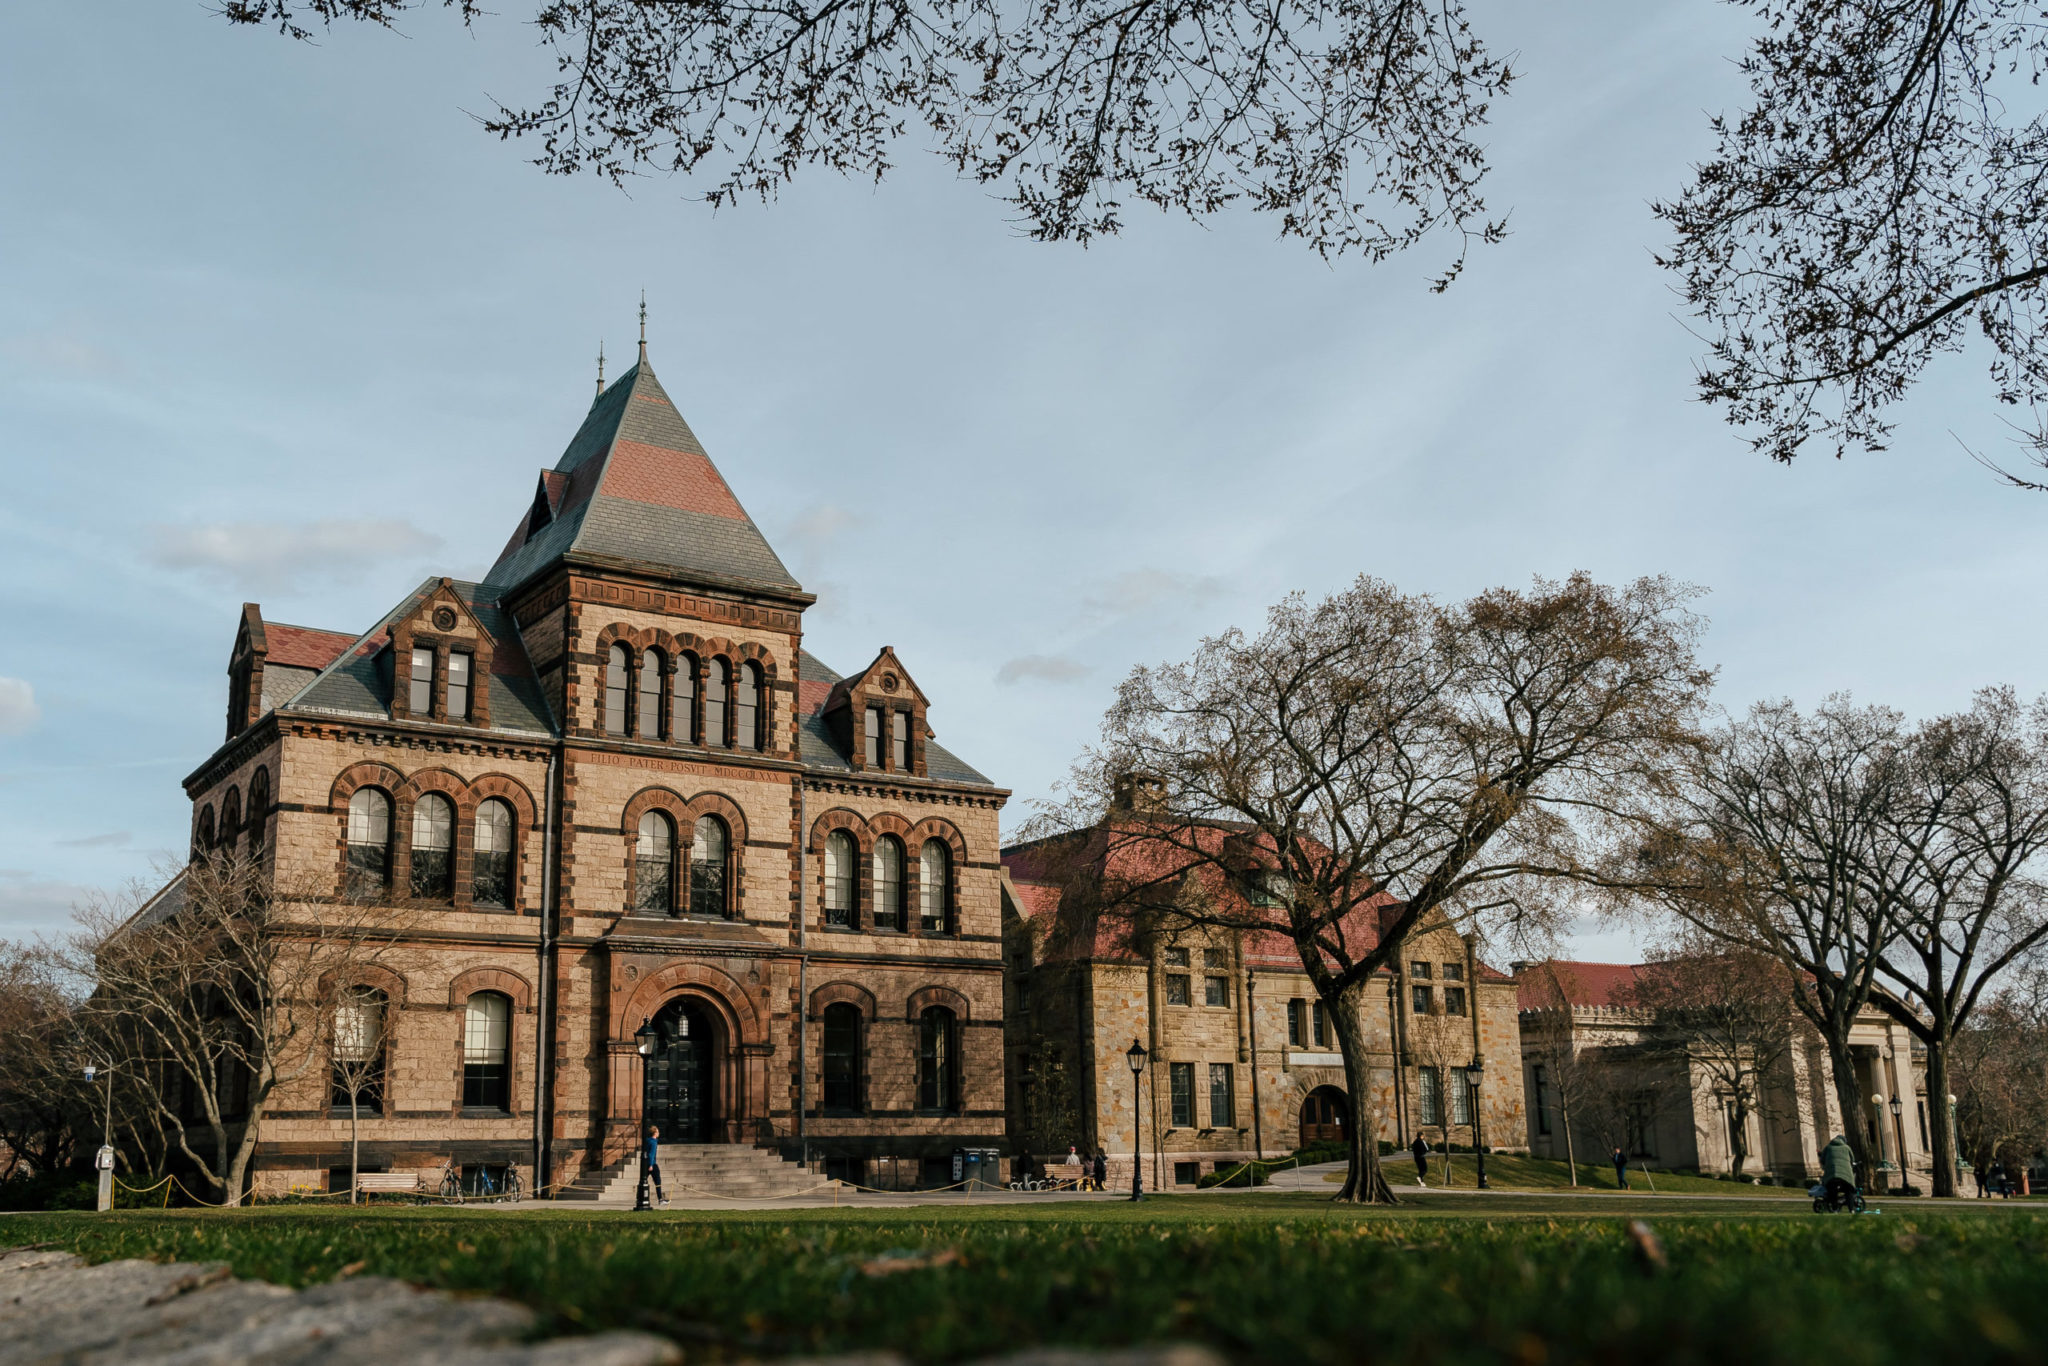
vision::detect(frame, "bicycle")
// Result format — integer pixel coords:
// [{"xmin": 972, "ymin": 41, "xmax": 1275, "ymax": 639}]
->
[
  {"xmin": 471, "ymin": 1166, "xmax": 499, "ymax": 1201},
  {"xmin": 437, "ymin": 1158, "xmax": 461, "ymax": 1203},
  {"xmin": 501, "ymin": 1166, "xmax": 523, "ymax": 1202}
]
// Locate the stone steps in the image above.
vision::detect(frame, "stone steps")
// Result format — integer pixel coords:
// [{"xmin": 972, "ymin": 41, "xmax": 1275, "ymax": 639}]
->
[{"xmin": 556, "ymin": 1147, "xmax": 835, "ymax": 1205}]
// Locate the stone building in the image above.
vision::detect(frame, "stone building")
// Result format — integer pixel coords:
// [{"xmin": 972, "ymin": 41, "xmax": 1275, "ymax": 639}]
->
[
  {"xmin": 1001, "ymin": 798, "xmax": 1524, "ymax": 1189},
  {"xmin": 166, "ymin": 342, "xmax": 1009, "ymax": 1197},
  {"xmin": 1517, "ymin": 960, "xmax": 1934, "ymax": 1189}
]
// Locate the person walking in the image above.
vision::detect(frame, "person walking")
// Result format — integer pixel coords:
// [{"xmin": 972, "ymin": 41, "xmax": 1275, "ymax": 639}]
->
[
  {"xmin": 1411, "ymin": 1134, "xmax": 1430, "ymax": 1188},
  {"xmin": 1612, "ymin": 1145, "xmax": 1629, "ymax": 1190},
  {"xmin": 644, "ymin": 1123, "xmax": 668, "ymax": 1209},
  {"xmin": 1092, "ymin": 1151, "xmax": 1108, "ymax": 1193}
]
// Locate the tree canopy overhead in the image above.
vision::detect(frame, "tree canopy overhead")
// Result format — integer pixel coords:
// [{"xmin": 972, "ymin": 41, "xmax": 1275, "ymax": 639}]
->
[
  {"xmin": 1657, "ymin": 0, "xmax": 2048, "ymax": 476},
  {"xmin": 224, "ymin": 0, "xmax": 1511, "ymax": 272}
]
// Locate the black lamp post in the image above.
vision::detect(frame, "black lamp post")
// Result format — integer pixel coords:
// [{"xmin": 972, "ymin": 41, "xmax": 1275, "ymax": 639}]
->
[
  {"xmin": 634, "ymin": 1017, "xmax": 658, "ymax": 1212},
  {"xmin": 1889, "ymin": 1093, "xmax": 1907, "ymax": 1185},
  {"xmin": 1464, "ymin": 1061, "xmax": 1488, "ymax": 1190},
  {"xmin": 1126, "ymin": 1038, "xmax": 1148, "ymax": 1202}
]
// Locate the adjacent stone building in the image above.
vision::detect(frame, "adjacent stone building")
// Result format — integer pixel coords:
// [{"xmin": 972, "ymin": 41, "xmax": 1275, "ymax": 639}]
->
[
  {"xmin": 1516, "ymin": 960, "xmax": 1935, "ymax": 1189},
  {"xmin": 1001, "ymin": 792, "xmax": 1524, "ymax": 1189},
  {"xmin": 170, "ymin": 343, "xmax": 1009, "ymax": 1197}
]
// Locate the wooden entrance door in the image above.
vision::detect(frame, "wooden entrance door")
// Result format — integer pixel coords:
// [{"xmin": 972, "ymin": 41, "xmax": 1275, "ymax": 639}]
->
[
  {"xmin": 1299, "ymin": 1087, "xmax": 1350, "ymax": 1146},
  {"xmin": 645, "ymin": 998, "xmax": 715, "ymax": 1142}
]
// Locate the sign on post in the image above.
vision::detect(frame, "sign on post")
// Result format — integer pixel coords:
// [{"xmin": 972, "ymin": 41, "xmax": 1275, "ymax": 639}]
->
[{"xmin": 95, "ymin": 1145, "xmax": 115, "ymax": 1213}]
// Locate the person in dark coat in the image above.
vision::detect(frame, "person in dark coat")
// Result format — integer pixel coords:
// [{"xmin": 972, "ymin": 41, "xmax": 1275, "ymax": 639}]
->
[
  {"xmin": 1612, "ymin": 1146, "xmax": 1629, "ymax": 1190},
  {"xmin": 1093, "ymin": 1151, "xmax": 1108, "ymax": 1191},
  {"xmin": 1411, "ymin": 1134, "xmax": 1430, "ymax": 1187}
]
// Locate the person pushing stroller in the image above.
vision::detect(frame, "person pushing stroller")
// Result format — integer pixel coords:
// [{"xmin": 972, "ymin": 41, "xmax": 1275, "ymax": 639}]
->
[{"xmin": 1808, "ymin": 1134, "xmax": 1865, "ymax": 1213}]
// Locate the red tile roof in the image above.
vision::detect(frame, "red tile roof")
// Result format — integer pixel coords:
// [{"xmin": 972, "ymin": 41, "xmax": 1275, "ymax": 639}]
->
[
  {"xmin": 264, "ymin": 624, "xmax": 357, "ymax": 671},
  {"xmin": 1516, "ymin": 960, "xmax": 1641, "ymax": 1010}
]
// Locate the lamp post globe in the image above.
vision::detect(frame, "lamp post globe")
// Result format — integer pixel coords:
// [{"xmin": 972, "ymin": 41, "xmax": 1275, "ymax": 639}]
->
[
  {"xmin": 1464, "ymin": 1062, "xmax": 1488, "ymax": 1190},
  {"xmin": 1125, "ymin": 1039, "xmax": 1148, "ymax": 1202},
  {"xmin": 634, "ymin": 1018, "xmax": 658, "ymax": 1212}
]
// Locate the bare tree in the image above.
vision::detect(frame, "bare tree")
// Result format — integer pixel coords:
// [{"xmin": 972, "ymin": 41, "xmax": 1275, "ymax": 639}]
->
[
  {"xmin": 1657, "ymin": 0, "xmax": 2048, "ymax": 476},
  {"xmin": 1619, "ymin": 945, "xmax": 1804, "ymax": 1181},
  {"xmin": 1865, "ymin": 688, "xmax": 2048, "ymax": 1196},
  {"xmin": 70, "ymin": 855, "xmax": 415, "ymax": 1205},
  {"xmin": 1948, "ymin": 971, "xmax": 2048, "ymax": 1185},
  {"xmin": 1623, "ymin": 696, "xmax": 1911, "ymax": 1187},
  {"xmin": 218, "ymin": 0, "xmax": 1510, "ymax": 270},
  {"xmin": 0, "ymin": 943, "xmax": 89, "ymax": 1184},
  {"xmin": 1017, "ymin": 572, "xmax": 1713, "ymax": 1203},
  {"xmin": 327, "ymin": 985, "xmax": 390, "ymax": 1204}
]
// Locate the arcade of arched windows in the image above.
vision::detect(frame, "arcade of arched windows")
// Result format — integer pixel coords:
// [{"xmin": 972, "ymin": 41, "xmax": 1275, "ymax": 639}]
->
[
  {"xmin": 327, "ymin": 763, "xmax": 539, "ymax": 912},
  {"xmin": 590, "ymin": 625, "xmax": 781, "ymax": 756},
  {"xmin": 620, "ymin": 788, "xmax": 749, "ymax": 921},
  {"xmin": 808, "ymin": 810, "xmax": 967, "ymax": 937},
  {"xmin": 191, "ymin": 764, "xmax": 276, "ymax": 864}
]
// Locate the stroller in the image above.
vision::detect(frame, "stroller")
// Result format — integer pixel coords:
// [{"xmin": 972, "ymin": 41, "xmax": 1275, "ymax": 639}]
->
[{"xmin": 1809, "ymin": 1135, "xmax": 1867, "ymax": 1214}]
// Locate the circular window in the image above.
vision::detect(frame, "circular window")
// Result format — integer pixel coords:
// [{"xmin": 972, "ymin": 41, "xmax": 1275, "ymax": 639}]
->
[
  {"xmin": 881, "ymin": 673, "xmax": 899, "ymax": 693},
  {"xmin": 433, "ymin": 607, "xmax": 458, "ymax": 631}
]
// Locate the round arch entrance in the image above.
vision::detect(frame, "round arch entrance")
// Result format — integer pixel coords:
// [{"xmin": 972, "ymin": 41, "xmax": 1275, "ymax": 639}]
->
[
  {"xmin": 1299, "ymin": 1086, "xmax": 1350, "ymax": 1147},
  {"xmin": 645, "ymin": 996, "xmax": 724, "ymax": 1144}
]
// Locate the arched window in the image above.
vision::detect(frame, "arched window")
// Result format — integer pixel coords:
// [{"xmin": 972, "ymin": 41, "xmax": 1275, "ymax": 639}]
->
[
  {"xmin": 410, "ymin": 792, "xmax": 455, "ymax": 899},
  {"xmin": 462, "ymin": 991, "xmax": 512, "ymax": 1111},
  {"xmin": 872, "ymin": 836, "xmax": 904, "ymax": 931},
  {"xmin": 638, "ymin": 648, "xmax": 665, "ymax": 740},
  {"xmin": 822, "ymin": 1002, "xmax": 862, "ymax": 1113},
  {"xmin": 473, "ymin": 799, "xmax": 515, "ymax": 907},
  {"xmin": 220, "ymin": 788, "xmax": 242, "ymax": 857},
  {"xmin": 345, "ymin": 789, "xmax": 391, "ymax": 897},
  {"xmin": 635, "ymin": 811, "xmax": 675, "ymax": 914},
  {"xmin": 704, "ymin": 659, "xmax": 729, "ymax": 747},
  {"xmin": 330, "ymin": 986, "xmax": 386, "ymax": 1115},
  {"xmin": 735, "ymin": 661, "xmax": 761, "ymax": 751},
  {"xmin": 917, "ymin": 1005, "xmax": 958, "ymax": 1113},
  {"xmin": 674, "ymin": 652, "xmax": 698, "ymax": 743},
  {"xmin": 690, "ymin": 815, "xmax": 730, "ymax": 919},
  {"xmin": 823, "ymin": 830, "xmax": 856, "ymax": 928},
  {"xmin": 247, "ymin": 768, "xmax": 270, "ymax": 857},
  {"xmin": 194, "ymin": 806, "xmax": 215, "ymax": 859},
  {"xmin": 604, "ymin": 643, "xmax": 630, "ymax": 735},
  {"xmin": 919, "ymin": 839, "xmax": 951, "ymax": 933}
]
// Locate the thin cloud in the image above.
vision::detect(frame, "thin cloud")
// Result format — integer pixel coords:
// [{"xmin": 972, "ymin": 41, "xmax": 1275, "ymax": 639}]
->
[
  {"xmin": 1083, "ymin": 569, "xmax": 1226, "ymax": 619},
  {"xmin": 0, "ymin": 875, "xmax": 98, "ymax": 937},
  {"xmin": 996, "ymin": 654, "xmax": 1090, "ymax": 685},
  {"xmin": 0, "ymin": 678, "xmax": 40, "ymax": 735},
  {"xmin": 2, "ymin": 330, "xmax": 121, "ymax": 377},
  {"xmin": 56, "ymin": 831, "xmax": 131, "ymax": 849},
  {"xmin": 145, "ymin": 518, "xmax": 444, "ymax": 593},
  {"xmin": 780, "ymin": 504, "xmax": 861, "ymax": 562}
]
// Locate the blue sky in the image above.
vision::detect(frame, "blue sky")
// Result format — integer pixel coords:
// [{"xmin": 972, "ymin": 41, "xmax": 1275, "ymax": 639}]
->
[{"xmin": 3, "ymin": 1, "xmax": 2041, "ymax": 955}]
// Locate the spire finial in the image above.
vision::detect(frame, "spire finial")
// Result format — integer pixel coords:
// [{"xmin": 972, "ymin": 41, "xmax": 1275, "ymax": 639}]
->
[
  {"xmin": 638, "ymin": 291, "xmax": 648, "ymax": 362},
  {"xmin": 595, "ymin": 340, "xmax": 606, "ymax": 398}
]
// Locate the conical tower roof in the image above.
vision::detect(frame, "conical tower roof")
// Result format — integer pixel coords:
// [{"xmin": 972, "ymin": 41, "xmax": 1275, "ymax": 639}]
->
[{"xmin": 484, "ymin": 356, "xmax": 804, "ymax": 598}]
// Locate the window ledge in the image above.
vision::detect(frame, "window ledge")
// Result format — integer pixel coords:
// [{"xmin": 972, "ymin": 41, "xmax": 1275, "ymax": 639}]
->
[{"xmin": 460, "ymin": 1107, "xmax": 515, "ymax": 1120}]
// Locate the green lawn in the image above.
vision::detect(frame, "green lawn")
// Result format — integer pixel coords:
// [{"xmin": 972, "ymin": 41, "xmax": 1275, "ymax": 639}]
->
[
  {"xmin": 6, "ymin": 1195, "xmax": 2046, "ymax": 1364},
  {"xmin": 1381, "ymin": 1150, "xmax": 1809, "ymax": 1196}
]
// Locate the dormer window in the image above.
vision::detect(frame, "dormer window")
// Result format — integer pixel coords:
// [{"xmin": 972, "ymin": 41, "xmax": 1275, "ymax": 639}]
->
[
  {"xmin": 447, "ymin": 652, "xmax": 473, "ymax": 721},
  {"xmin": 890, "ymin": 710, "xmax": 908, "ymax": 769},
  {"xmin": 410, "ymin": 648, "xmax": 434, "ymax": 715},
  {"xmin": 864, "ymin": 707, "xmax": 882, "ymax": 766}
]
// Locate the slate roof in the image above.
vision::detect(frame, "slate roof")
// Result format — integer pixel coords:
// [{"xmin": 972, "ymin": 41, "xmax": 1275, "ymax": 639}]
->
[
  {"xmin": 278, "ymin": 580, "xmax": 555, "ymax": 736},
  {"xmin": 796, "ymin": 649, "xmax": 994, "ymax": 788},
  {"xmin": 1516, "ymin": 960, "xmax": 1642, "ymax": 1011},
  {"xmin": 483, "ymin": 356, "xmax": 804, "ymax": 598},
  {"xmin": 263, "ymin": 623, "xmax": 356, "ymax": 670}
]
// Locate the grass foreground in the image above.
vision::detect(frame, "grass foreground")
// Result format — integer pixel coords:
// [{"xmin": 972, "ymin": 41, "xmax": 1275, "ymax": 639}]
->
[{"xmin": 6, "ymin": 1192, "xmax": 2047, "ymax": 1364}]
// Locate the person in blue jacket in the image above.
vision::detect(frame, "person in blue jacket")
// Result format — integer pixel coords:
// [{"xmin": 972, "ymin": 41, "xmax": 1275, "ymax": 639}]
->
[{"xmin": 645, "ymin": 1123, "xmax": 669, "ymax": 1208}]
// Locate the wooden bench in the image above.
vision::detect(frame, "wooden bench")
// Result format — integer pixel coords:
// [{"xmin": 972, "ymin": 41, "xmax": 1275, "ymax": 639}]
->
[{"xmin": 356, "ymin": 1172, "xmax": 423, "ymax": 1200}]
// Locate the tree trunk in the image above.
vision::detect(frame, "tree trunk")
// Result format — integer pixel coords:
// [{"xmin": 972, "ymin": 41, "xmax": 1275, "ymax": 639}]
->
[
  {"xmin": 350, "ymin": 1093, "xmax": 361, "ymax": 1206},
  {"xmin": 1729, "ymin": 1098, "xmax": 1750, "ymax": 1180},
  {"xmin": 1822, "ymin": 1031, "xmax": 1876, "ymax": 1187},
  {"xmin": 1561, "ymin": 1086, "xmax": 1578, "ymax": 1186},
  {"xmin": 1328, "ymin": 985, "xmax": 1395, "ymax": 1204},
  {"xmin": 223, "ymin": 1096, "xmax": 267, "ymax": 1208},
  {"xmin": 1925, "ymin": 1041, "xmax": 1957, "ymax": 1198}
]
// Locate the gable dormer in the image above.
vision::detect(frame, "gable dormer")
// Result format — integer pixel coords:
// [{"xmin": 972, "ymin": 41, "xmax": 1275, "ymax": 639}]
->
[
  {"xmin": 822, "ymin": 646, "xmax": 932, "ymax": 778},
  {"xmin": 390, "ymin": 579, "xmax": 496, "ymax": 728},
  {"xmin": 225, "ymin": 603, "xmax": 268, "ymax": 741}
]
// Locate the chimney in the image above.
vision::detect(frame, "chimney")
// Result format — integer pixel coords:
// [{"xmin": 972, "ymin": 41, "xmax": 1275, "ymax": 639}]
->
[{"xmin": 1110, "ymin": 771, "xmax": 1167, "ymax": 815}]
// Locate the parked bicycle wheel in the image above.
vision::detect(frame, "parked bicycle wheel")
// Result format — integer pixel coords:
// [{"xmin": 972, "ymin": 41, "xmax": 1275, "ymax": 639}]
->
[
  {"xmin": 503, "ymin": 1167, "xmax": 523, "ymax": 1201},
  {"xmin": 440, "ymin": 1168, "xmax": 461, "ymax": 1201}
]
